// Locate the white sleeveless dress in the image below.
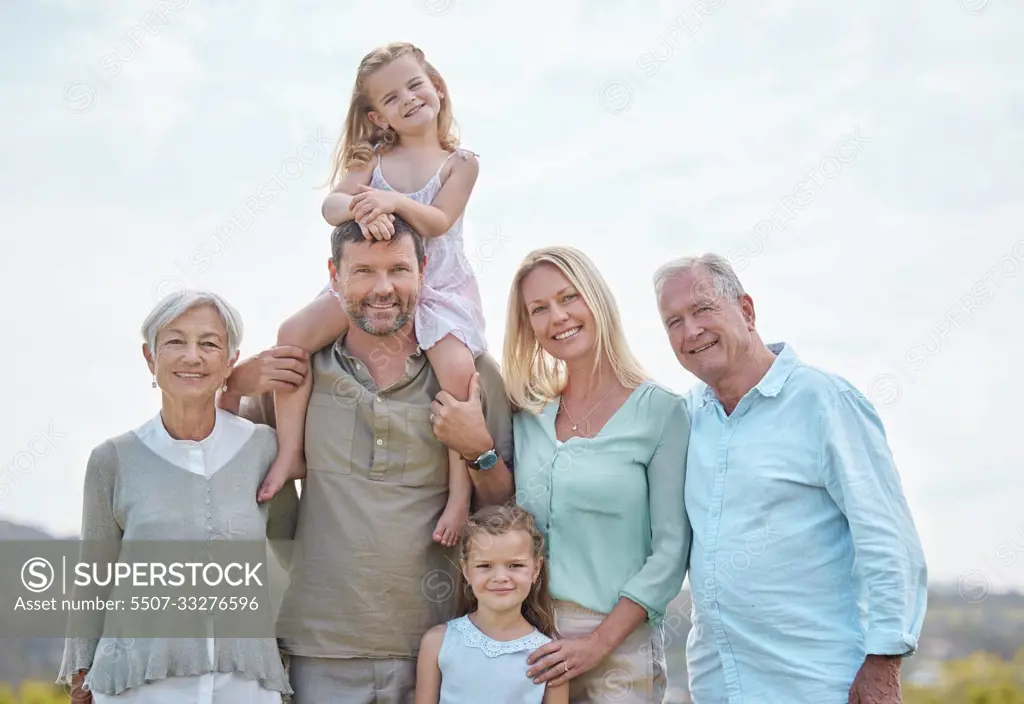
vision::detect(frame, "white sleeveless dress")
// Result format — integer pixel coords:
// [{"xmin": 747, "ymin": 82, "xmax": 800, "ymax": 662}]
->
[
  {"xmin": 437, "ymin": 615, "xmax": 552, "ymax": 704},
  {"xmin": 367, "ymin": 148, "xmax": 488, "ymax": 356}
]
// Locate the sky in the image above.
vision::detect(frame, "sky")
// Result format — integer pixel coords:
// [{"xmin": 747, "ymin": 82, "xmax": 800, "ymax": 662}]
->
[{"xmin": 1, "ymin": 0, "xmax": 1022, "ymax": 598}]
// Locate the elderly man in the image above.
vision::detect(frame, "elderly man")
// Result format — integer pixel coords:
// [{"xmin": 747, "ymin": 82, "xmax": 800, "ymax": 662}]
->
[
  {"xmin": 653, "ymin": 254, "xmax": 927, "ymax": 704},
  {"xmin": 219, "ymin": 216, "xmax": 514, "ymax": 704}
]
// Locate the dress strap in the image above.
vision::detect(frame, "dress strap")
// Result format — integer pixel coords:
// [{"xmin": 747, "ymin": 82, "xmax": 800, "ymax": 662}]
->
[{"xmin": 434, "ymin": 148, "xmax": 478, "ymax": 181}]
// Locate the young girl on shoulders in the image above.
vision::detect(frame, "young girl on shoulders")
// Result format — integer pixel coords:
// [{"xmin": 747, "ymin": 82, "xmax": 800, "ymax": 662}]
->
[
  {"xmin": 414, "ymin": 504, "xmax": 569, "ymax": 704},
  {"xmin": 256, "ymin": 42, "xmax": 488, "ymax": 547}
]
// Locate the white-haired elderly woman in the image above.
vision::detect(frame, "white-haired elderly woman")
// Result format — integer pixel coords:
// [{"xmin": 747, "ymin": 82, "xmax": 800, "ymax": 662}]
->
[{"xmin": 56, "ymin": 291, "xmax": 293, "ymax": 703}]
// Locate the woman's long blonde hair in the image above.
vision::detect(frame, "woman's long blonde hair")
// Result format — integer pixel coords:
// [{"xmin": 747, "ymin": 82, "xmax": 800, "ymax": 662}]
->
[
  {"xmin": 455, "ymin": 504, "xmax": 557, "ymax": 638},
  {"xmin": 326, "ymin": 42, "xmax": 460, "ymax": 189},
  {"xmin": 502, "ymin": 246, "xmax": 649, "ymax": 414}
]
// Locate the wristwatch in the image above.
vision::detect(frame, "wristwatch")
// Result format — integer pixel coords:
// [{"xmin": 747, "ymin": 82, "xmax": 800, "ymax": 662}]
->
[{"xmin": 466, "ymin": 448, "xmax": 499, "ymax": 471}]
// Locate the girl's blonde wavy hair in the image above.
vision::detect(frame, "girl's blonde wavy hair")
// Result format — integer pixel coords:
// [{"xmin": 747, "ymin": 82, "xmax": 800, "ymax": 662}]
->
[
  {"xmin": 502, "ymin": 246, "xmax": 649, "ymax": 414},
  {"xmin": 326, "ymin": 42, "xmax": 460, "ymax": 189}
]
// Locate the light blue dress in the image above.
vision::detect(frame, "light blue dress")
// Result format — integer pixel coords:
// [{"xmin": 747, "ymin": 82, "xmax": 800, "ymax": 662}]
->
[{"xmin": 438, "ymin": 615, "xmax": 552, "ymax": 704}]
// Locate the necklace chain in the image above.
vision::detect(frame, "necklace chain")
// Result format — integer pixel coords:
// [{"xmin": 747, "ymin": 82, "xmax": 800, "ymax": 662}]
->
[{"xmin": 560, "ymin": 384, "xmax": 617, "ymax": 434}]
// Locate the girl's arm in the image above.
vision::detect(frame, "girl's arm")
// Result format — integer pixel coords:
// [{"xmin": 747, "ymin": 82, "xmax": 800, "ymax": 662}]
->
[
  {"xmin": 413, "ymin": 624, "xmax": 446, "ymax": 704},
  {"xmin": 543, "ymin": 681, "xmax": 570, "ymax": 704},
  {"xmin": 321, "ymin": 162, "xmax": 376, "ymax": 226},
  {"xmin": 394, "ymin": 152, "xmax": 479, "ymax": 237},
  {"xmin": 351, "ymin": 152, "xmax": 480, "ymax": 238}
]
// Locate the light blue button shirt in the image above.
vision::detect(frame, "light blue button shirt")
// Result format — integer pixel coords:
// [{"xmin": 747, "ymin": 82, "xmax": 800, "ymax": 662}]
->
[{"xmin": 684, "ymin": 342, "xmax": 927, "ymax": 703}]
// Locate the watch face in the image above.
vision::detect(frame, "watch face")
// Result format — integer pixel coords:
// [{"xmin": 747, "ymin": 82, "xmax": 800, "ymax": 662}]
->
[{"xmin": 477, "ymin": 450, "xmax": 498, "ymax": 470}]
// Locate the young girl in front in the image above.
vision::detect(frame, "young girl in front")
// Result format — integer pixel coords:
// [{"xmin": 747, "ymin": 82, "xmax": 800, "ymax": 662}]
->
[
  {"xmin": 414, "ymin": 504, "xmax": 569, "ymax": 704},
  {"xmin": 256, "ymin": 42, "xmax": 488, "ymax": 547}
]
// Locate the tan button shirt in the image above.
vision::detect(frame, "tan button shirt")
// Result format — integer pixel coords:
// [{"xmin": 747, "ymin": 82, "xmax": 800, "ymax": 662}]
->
[{"xmin": 269, "ymin": 336, "xmax": 514, "ymax": 659}]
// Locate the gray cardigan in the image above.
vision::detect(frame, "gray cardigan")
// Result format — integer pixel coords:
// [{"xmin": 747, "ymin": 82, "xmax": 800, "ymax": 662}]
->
[{"xmin": 56, "ymin": 421, "xmax": 294, "ymax": 697}]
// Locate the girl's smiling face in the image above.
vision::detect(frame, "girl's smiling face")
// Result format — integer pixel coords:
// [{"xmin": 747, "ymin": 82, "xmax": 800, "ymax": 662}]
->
[
  {"xmin": 461, "ymin": 530, "xmax": 541, "ymax": 613},
  {"xmin": 365, "ymin": 54, "xmax": 443, "ymax": 134}
]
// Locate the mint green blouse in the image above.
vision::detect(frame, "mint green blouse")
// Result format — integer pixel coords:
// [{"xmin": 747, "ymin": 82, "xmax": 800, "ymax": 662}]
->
[{"xmin": 512, "ymin": 381, "xmax": 691, "ymax": 624}]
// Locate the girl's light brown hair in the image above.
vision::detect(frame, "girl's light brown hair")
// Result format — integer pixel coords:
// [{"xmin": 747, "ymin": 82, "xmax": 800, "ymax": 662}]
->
[
  {"xmin": 455, "ymin": 504, "xmax": 557, "ymax": 638},
  {"xmin": 502, "ymin": 246, "xmax": 649, "ymax": 414},
  {"xmin": 326, "ymin": 42, "xmax": 460, "ymax": 189}
]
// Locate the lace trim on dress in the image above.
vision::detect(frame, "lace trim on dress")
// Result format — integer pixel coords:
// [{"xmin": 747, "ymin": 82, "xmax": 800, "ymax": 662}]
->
[{"xmin": 451, "ymin": 616, "xmax": 549, "ymax": 657}]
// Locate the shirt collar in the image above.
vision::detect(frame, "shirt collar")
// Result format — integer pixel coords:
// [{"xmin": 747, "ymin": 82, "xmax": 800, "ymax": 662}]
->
[
  {"xmin": 333, "ymin": 332, "xmax": 427, "ymax": 390},
  {"xmin": 699, "ymin": 341, "xmax": 798, "ymax": 407},
  {"xmin": 137, "ymin": 408, "xmax": 224, "ymax": 448}
]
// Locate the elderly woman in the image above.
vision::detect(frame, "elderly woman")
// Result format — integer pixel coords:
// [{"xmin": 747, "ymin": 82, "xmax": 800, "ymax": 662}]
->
[
  {"xmin": 431, "ymin": 246, "xmax": 691, "ymax": 703},
  {"xmin": 56, "ymin": 291, "xmax": 292, "ymax": 703}
]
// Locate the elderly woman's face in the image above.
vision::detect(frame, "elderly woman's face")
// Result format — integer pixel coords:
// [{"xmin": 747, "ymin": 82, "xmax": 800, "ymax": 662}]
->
[
  {"xmin": 145, "ymin": 304, "xmax": 235, "ymax": 402},
  {"xmin": 520, "ymin": 263, "xmax": 596, "ymax": 364}
]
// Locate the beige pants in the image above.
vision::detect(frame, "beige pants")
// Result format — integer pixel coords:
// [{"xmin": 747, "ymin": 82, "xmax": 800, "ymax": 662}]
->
[
  {"xmin": 554, "ymin": 600, "xmax": 668, "ymax": 704},
  {"xmin": 287, "ymin": 655, "xmax": 416, "ymax": 704}
]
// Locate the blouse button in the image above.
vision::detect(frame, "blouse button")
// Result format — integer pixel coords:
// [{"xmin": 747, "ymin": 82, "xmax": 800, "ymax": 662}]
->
[
  {"xmin": 206, "ymin": 512, "xmax": 212, "ymax": 518},
  {"xmin": 206, "ymin": 526, "xmax": 212, "ymax": 532},
  {"xmin": 204, "ymin": 498, "xmax": 210, "ymax": 505},
  {"xmin": 376, "ymin": 438, "xmax": 383, "ymax": 446}
]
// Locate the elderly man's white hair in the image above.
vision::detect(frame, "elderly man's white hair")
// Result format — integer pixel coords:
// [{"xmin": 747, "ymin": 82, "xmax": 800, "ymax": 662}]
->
[
  {"xmin": 141, "ymin": 290, "xmax": 244, "ymax": 358},
  {"xmin": 652, "ymin": 253, "xmax": 746, "ymax": 303}
]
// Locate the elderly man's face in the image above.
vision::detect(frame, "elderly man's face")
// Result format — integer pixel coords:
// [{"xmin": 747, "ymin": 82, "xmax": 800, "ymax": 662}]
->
[
  {"xmin": 144, "ymin": 304, "xmax": 235, "ymax": 402},
  {"xmin": 329, "ymin": 234, "xmax": 423, "ymax": 337},
  {"xmin": 657, "ymin": 266, "xmax": 757, "ymax": 385}
]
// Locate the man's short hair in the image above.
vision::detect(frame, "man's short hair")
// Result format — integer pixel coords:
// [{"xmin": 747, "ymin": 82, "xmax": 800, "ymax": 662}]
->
[
  {"xmin": 652, "ymin": 253, "xmax": 746, "ymax": 303},
  {"xmin": 331, "ymin": 215, "xmax": 426, "ymax": 269}
]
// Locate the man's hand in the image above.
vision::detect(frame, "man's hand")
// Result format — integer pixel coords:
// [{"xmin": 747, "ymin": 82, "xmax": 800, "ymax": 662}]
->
[
  {"xmin": 849, "ymin": 654, "xmax": 902, "ymax": 703},
  {"xmin": 224, "ymin": 346, "xmax": 309, "ymax": 400},
  {"xmin": 69, "ymin": 670, "xmax": 92, "ymax": 703},
  {"xmin": 429, "ymin": 372, "xmax": 492, "ymax": 460}
]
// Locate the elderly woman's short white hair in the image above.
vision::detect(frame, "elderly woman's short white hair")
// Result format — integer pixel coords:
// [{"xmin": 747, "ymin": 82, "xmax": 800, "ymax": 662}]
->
[{"xmin": 141, "ymin": 290, "xmax": 244, "ymax": 358}]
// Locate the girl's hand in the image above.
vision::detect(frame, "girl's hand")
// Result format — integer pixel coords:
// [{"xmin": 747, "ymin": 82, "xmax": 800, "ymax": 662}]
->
[
  {"xmin": 526, "ymin": 633, "xmax": 610, "ymax": 687},
  {"xmin": 350, "ymin": 185, "xmax": 401, "ymax": 225},
  {"xmin": 360, "ymin": 213, "xmax": 396, "ymax": 241}
]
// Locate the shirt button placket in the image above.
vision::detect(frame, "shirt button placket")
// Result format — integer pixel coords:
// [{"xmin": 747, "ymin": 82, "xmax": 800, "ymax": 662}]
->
[
  {"xmin": 711, "ymin": 420, "xmax": 742, "ymax": 700},
  {"xmin": 205, "ymin": 479, "xmax": 213, "ymax": 539}
]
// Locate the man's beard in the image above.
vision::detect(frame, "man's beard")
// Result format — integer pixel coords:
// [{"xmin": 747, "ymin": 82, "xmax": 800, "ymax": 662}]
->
[{"xmin": 346, "ymin": 293, "xmax": 414, "ymax": 336}]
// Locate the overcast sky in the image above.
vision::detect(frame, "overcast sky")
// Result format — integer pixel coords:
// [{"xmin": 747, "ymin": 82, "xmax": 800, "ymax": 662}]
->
[{"xmin": 2, "ymin": 0, "xmax": 1021, "ymax": 596}]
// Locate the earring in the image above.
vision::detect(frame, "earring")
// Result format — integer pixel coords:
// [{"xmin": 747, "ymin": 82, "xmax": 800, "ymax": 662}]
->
[{"xmin": 151, "ymin": 375, "xmax": 157, "ymax": 389}]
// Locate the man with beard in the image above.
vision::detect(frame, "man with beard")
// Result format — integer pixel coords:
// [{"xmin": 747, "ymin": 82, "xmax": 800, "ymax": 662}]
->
[{"xmin": 222, "ymin": 216, "xmax": 515, "ymax": 703}]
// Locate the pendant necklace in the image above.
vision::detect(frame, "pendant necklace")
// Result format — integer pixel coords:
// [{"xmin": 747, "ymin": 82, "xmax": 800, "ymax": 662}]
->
[{"xmin": 560, "ymin": 384, "xmax": 617, "ymax": 434}]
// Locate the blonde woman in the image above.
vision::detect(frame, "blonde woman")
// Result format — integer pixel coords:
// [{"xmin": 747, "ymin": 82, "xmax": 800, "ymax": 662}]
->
[{"xmin": 429, "ymin": 247, "xmax": 691, "ymax": 703}]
